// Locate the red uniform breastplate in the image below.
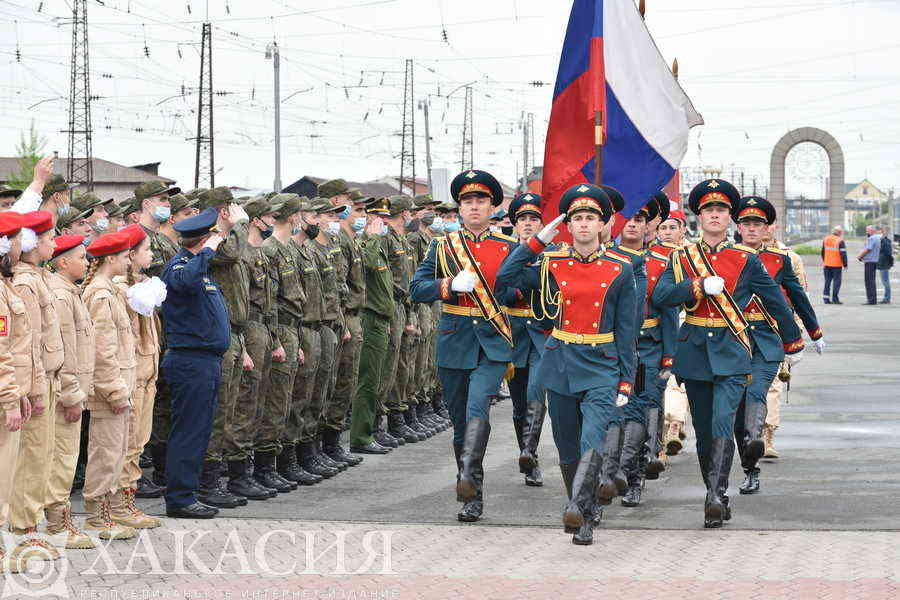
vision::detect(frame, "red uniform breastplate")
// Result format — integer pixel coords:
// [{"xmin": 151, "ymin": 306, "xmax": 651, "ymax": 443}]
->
[
  {"xmin": 549, "ymin": 256, "xmax": 625, "ymax": 334},
  {"xmin": 450, "ymin": 236, "xmax": 511, "ymax": 310},
  {"xmin": 681, "ymin": 247, "xmax": 747, "ymax": 319}
]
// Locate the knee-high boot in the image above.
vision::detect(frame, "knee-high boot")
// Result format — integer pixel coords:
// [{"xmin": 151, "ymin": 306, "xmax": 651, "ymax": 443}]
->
[
  {"xmin": 599, "ymin": 423, "xmax": 625, "ymax": 504},
  {"xmin": 644, "ymin": 408, "xmax": 665, "ymax": 479},
  {"xmin": 620, "ymin": 420, "xmax": 647, "ymax": 507},
  {"xmin": 562, "ymin": 449, "xmax": 603, "ymax": 545},
  {"xmin": 518, "ymin": 401, "xmax": 546, "ymax": 487}
]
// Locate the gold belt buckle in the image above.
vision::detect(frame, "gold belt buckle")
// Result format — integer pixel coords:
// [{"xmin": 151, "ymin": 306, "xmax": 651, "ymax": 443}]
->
[{"xmin": 574, "ymin": 333, "xmax": 584, "ymax": 344}]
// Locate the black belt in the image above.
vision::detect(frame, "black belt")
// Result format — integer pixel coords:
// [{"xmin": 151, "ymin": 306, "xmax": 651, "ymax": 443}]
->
[{"xmin": 278, "ymin": 313, "xmax": 301, "ymax": 328}]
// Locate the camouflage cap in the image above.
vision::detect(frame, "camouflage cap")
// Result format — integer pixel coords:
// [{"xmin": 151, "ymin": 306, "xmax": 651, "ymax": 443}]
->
[
  {"xmin": 413, "ymin": 193, "xmax": 439, "ymax": 209},
  {"xmin": 197, "ymin": 186, "xmax": 235, "ymax": 210},
  {"xmin": 245, "ymin": 195, "xmax": 282, "ymax": 220},
  {"xmin": 365, "ymin": 197, "xmax": 390, "ymax": 216},
  {"xmin": 347, "ymin": 188, "xmax": 365, "ymax": 203},
  {"xmin": 42, "ymin": 174, "xmax": 78, "ymax": 197},
  {"xmin": 105, "ymin": 200, "xmax": 126, "ymax": 218},
  {"xmin": 72, "ymin": 192, "xmax": 105, "ymax": 212},
  {"xmin": 311, "ymin": 197, "xmax": 342, "ymax": 214},
  {"xmin": 387, "ymin": 195, "xmax": 414, "ymax": 216},
  {"xmin": 57, "ymin": 206, "xmax": 94, "ymax": 230},
  {"xmin": 0, "ymin": 185, "xmax": 23, "ymax": 199},
  {"xmin": 134, "ymin": 180, "xmax": 180, "ymax": 201},
  {"xmin": 185, "ymin": 188, "xmax": 208, "ymax": 201},
  {"xmin": 435, "ymin": 201, "xmax": 457, "ymax": 214},
  {"xmin": 271, "ymin": 194, "xmax": 302, "ymax": 219},
  {"xmin": 317, "ymin": 178, "xmax": 349, "ymax": 199},
  {"xmin": 169, "ymin": 193, "xmax": 198, "ymax": 214},
  {"xmin": 121, "ymin": 197, "xmax": 141, "ymax": 217}
]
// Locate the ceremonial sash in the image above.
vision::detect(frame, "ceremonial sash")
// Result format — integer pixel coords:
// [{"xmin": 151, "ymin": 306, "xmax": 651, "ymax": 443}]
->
[
  {"xmin": 683, "ymin": 243, "xmax": 752, "ymax": 356},
  {"xmin": 441, "ymin": 232, "xmax": 513, "ymax": 347},
  {"xmin": 748, "ymin": 295, "xmax": 779, "ymax": 332}
]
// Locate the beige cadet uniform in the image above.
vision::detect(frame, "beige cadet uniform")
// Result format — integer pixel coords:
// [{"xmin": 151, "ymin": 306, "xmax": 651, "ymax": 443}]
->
[
  {"xmin": 45, "ymin": 270, "xmax": 96, "ymax": 543},
  {"xmin": 114, "ymin": 276, "xmax": 160, "ymax": 490},
  {"xmin": 82, "ymin": 274, "xmax": 135, "ymax": 504},
  {"xmin": 9, "ymin": 264, "xmax": 63, "ymax": 535},
  {"xmin": 0, "ymin": 280, "xmax": 34, "ymax": 532}
]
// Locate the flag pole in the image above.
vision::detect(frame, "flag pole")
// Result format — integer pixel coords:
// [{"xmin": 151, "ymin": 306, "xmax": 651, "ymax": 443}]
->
[{"xmin": 594, "ymin": 110, "xmax": 604, "ymax": 184}]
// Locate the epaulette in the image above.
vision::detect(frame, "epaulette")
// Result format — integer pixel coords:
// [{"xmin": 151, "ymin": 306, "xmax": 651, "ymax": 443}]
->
[
  {"xmin": 603, "ymin": 249, "xmax": 631, "ymax": 264},
  {"xmin": 762, "ymin": 245, "xmax": 789, "ymax": 256},
  {"xmin": 656, "ymin": 241, "xmax": 679, "ymax": 249},
  {"xmin": 490, "ymin": 232, "xmax": 517, "ymax": 243},
  {"xmin": 542, "ymin": 249, "xmax": 570, "ymax": 258},
  {"xmin": 649, "ymin": 250, "xmax": 669, "ymax": 262},
  {"xmin": 731, "ymin": 244, "xmax": 757, "ymax": 254},
  {"xmin": 612, "ymin": 245, "xmax": 646, "ymax": 257}
]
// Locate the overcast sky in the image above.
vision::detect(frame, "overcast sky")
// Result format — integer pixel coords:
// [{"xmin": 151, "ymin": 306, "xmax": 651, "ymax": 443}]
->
[{"xmin": 1, "ymin": 0, "xmax": 898, "ymax": 199}]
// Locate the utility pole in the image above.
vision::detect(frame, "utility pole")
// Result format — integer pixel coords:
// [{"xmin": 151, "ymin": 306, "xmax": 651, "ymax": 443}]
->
[
  {"xmin": 65, "ymin": 0, "xmax": 93, "ymax": 189},
  {"xmin": 193, "ymin": 22, "xmax": 214, "ymax": 188},
  {"xmin": 521, "ymin": 111, "xmax": 529, "ymax": 192},
  {"xmin": 420, "ymin": 98, "xmax": 433, "ymax": 193},
  {"xmin": 266, "ymin": 41, "xmax": 281, "ymax": 192},
  {"xmin": 399, "ymin": 59, "xmax": 415, "ymax": 195},
  {"xmin": 460, "ymin": 85, "xmax": 473, "ymax": 170}
]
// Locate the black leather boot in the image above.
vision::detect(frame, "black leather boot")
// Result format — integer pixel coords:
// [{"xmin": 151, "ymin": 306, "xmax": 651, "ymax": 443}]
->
[
  {"xmin": 454, "ymin": 443, "xmax": 484, "ymax": 522},
  {"xmin": 563, "ymin": 449, "xmax": 602, "ymax": 539},
  {"xmin": 719, "ymin": 440, "xmax": 735, "ymax": 522},
  {"xmin": 315, "ymin": 436, "xmax": 348, "ymax": 471},
  {"xmin": 560, "ymin": 462, "xmax": 579, "ymax": 533},
  {"xmin": 227, "ymin": 459, "xmax": 274, "ymax": 499},
  {"xmin": 456, "ymin": 418, "xmax": 491, "ymax": 503},
  {"xmin": 198, "ymin": 461, "xmax": 246, "ymax": 508},
  {"xmin": 323, "ymin": 428, "xmax": 363, "ymax": 467},
  {"xmin": 251, "ymin": 452, "xmax": 294, "ymax": 493},
  {"xmin": 433, "ymin": 394, "xmax": 451, "ymax": 422},
  {"xmin": 644, "ymin": 408, "xmax": 665, "ymax": 479},
  {"xmin": 620, "ymin": 420, "xmax": 647, "ymax": 507},
  {"xmin": 519, "ymin": 401, "xmax": 546, "ymax": 487},
  {"xmin": 739, "ymin": 468, "xmax": 760, "ymax": 495},
  {"xmin": 298, "ymin": 441, "xmax": 338, "ymax": 479},
  {"xmin": 704, "ymin": 437, "xmax": 729, "ymax": 528},
  {"xmin": 421, "ymin": 402, "xmax": 447, "ymax": 431},
  {"xmin": 374, "ymin": 415, "xmax": 401, "ymax": 448},
  {"xmin": 150, "ymin": 443, "xmax": 167, "ymax": 488},
  {"xmin": 405, "ymin": 406, "xmax": 435, "ymax": 438},
  {"xmin": 743, "ymin": 401, "xmax": 768, "ymax": 466},
  {"xmin": 277, "ymin": 445, "xmax": 321, "ymax": 486},
  {"xmin": 599, "ymin": 424, "xmax": 624, "ymax": 504},
  {"xmin": 388, "ymin": 410, "xmax": 420, "ymax": 443}
]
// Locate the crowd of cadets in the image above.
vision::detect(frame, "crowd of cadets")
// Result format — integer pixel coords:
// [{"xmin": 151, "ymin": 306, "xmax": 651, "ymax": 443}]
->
[{"xmin": 0, "ymin": 157, "xmax": 824, "ymax": 568}]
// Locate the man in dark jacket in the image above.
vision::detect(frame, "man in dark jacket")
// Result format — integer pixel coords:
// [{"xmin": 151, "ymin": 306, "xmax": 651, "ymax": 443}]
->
[{"xmin": 877, "ymin": 226, "xmax": 894, "ymax": 304}]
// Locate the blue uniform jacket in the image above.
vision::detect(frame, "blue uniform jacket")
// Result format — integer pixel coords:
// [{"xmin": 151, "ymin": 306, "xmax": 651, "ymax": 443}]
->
[
  {"xmin": 641, "ymin": 242, "xmax": 681, "ymax": 368},
  {"xmin": 759, "ymin": 245, "xmax": 823, "ymax": 340},
  {"xmin": 652, "ymin": 241, "xmax": 802, "ymax": 381},
  {"xmin": 161, "ymin": 247, "xmax": 231, "ymax": 356},
  {"xmin": 410, "ymin": 230, "xmax": 517, "ymax": 369},
  {"xmin": 496, "ymin": 240, "xmax": 637, "ymax": 397}
]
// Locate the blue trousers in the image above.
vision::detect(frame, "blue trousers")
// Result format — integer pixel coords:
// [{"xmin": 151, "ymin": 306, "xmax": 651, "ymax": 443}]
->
[
  {"xmin": 621, "ymin": 362, "xmax": 662, "ymax": 426},
  {"xmin": 547, "ymin": 386, "xmax": 617, "ymax": 465},
  {"xmin": 683, "ymin": 375, "xmax": 746, "ymax": 464},
  {"xmin": 822, "ymin": 266, "xmax": 842, "ymax": 302},
  {"xmin": 746, "ymin": 349, "xmax": 779, "ymax": 407},
  {"xmin": 508, "ymin": 345, "xmax": 543, "ymax": 429},
  {"xmin": 879, "ymin": 268, "xmax": 891, "ymax": 302},
  {"xmin": 438, "ymin": 351, "xmax": 507, "ymax": 446},
  {"xmin": 163, "ymin": 350, "xmax": 222, "ymax": 509}
]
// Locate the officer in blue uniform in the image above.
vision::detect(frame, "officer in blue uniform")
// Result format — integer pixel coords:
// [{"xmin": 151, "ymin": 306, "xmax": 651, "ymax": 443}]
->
[
  {"xmin": 497, "ymin": 184, "xmax": 636, "ymax": 545},
  {"xmin": 505, "ymin": 193, "xmax": 553, "ymax": 487},
  {"xmin": 410, "ymin": 169, "xmax": 517, "ymax": 523},
  {"xmin": 730, "ymin": 196, "xmax": 825, "ymax": 494},
  {"xmin": 161, "ymin": 208, "xmax": 231, "ymax": 519},
  {"xmin": 652, "ymin": 179, "xmax": 804, "ymax": 528}
]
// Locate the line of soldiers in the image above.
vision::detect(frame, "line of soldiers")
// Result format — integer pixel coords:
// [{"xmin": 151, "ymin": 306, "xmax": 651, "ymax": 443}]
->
[{"xmin": 410, "ymin": 169, "xmax": 823, "ymax": 544}]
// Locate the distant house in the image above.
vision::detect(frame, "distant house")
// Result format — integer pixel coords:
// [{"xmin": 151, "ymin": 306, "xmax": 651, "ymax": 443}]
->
[
  {"xmin": 844, "ymin": 179, "xmax": 887, "ymax": 230},
  {"xmin": 282, "ymin": 176, "xmax": 398, "ymax": 199},
  {"xmin": 0, "ymin": 157, "xmax": 176, "ymax": 202}
]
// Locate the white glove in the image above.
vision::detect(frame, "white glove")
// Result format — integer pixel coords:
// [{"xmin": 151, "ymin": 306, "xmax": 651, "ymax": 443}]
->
[
  {"xmin": 785, "ymin": 350, "xmax": 804, "ymax": 366},
  {"xmin": 658, "ymin": 368, "xmax": 672, "ymax": 381},
  {"xmin": 703, "ymin": 276, "xmax": 725, "ymax": 296},
  {"xmin": 813, "ymin": 338, "xmax": 826, "ymax": 355},
  {"xmin": 536, "ymin": 214, "xmax": 566, "ymax": 245},
  {"xmin": 616, "ymin": 394, "xmax": 629, "ymax": 407},
  {"xmin": 450, "ymin": 270, "xmax": 477, "ymax": 293}
]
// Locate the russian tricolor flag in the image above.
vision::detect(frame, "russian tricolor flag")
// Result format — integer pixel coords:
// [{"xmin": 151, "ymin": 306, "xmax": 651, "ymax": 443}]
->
[{"xmin": 542, "ymin": 0, "xmax": 703, "ymax": 225}]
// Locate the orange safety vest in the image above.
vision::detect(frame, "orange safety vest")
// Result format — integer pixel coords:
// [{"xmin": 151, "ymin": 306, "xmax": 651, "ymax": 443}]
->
[{"xmin": 822, "ymin": 234, "xmax": 843, "ymax": 267}]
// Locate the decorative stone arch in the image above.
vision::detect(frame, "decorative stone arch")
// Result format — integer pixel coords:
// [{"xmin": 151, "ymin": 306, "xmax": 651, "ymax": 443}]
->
[{"xmin": 769, "ymin": 127, "xmax": 845, "ymax": 235}]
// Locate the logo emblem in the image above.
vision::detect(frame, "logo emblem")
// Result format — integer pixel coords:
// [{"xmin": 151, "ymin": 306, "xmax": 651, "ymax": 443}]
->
[
  {"xmin": 523, "ymin": 194, "xmax": 532, "ymax": 201},
  {"xmin": 465, "ymin": 171, "xmax": 477, "ymax": 179},
  {"xmin": 577, "ymin": 185, "xmax": 590, "ymax": 193},
  {"xmin": 747, "ymin": 198, "xmax": 757, "ymax": 205},
  {"xmin": 708, "ymin": 180, "xmax": 720, "ymax": 189}
]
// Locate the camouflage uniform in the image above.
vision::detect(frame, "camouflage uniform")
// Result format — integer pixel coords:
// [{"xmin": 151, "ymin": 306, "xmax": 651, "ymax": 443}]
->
[{"xmin": 407, "ymin": 227, "xmax": 437, "ymax": 406}]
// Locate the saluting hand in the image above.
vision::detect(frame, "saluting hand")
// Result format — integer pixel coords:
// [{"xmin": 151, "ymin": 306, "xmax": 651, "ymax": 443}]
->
[
  {"xmin": 535, "ymin": 214, "xmax": 566, "ymax": 245},
  {"xmin": 242, "ymin": 351, "xmax": 255, "ymax": 371},
  {"xmin": 298, "ymin": 347, "xmax": 305, "ymax": 365},
  {"xmin": 228, "ymin": 203, "xmax": 249, "ymax": 224},
  {"xmin": 203, "ymin": 233, "xmax": 225, "ymax": 252},
  {"xmin": 32, "ymin": 156, "xmax": 54, "ymax": 187}
]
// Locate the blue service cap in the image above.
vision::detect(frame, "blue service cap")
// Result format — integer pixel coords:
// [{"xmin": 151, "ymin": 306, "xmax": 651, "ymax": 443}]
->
[{"xmin": 173, "ymin": 207, "xmax": 218, "ymax": 237}]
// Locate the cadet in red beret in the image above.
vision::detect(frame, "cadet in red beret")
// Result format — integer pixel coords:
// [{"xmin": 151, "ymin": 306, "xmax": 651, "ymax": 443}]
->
[
  {"xmin": 51, "ymin": 234, "xmax": 86, "ymax": 260},
  {"xmin": 118, "ymin": 224, "xmax": 147, "ymax": 250}
]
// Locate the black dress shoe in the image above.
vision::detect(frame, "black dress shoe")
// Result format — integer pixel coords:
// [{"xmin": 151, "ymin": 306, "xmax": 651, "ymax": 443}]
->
[
  {"xmin": 166, "ymin": 502, "xmax": 219, "ymax": 519},
  {"xmin": 135, "ymin": 475, "xmax": 164, "ymax": 498},
  {"xmin": 350, "ymin": 441, "xmax": 391, "ymax": 455},
  {"xmin": 823, "ymin": 298, "xmax": 832, "ymax": 304},
  {"xmin": 832, "ymin": 300, "xmax": 842, "ymax": 304}
]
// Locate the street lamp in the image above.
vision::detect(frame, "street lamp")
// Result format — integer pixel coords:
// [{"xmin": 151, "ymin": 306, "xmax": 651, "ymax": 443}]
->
[{"xmin": 266, "ymin": 41, "xmax": 282, "ymax": 192}]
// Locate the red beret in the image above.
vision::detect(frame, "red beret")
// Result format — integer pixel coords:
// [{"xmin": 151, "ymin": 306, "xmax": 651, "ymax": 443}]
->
[
  {"xmin": 666, "ymin": 210, "xmax": 687, "ymax": 225},
  {"xmin": 119, "ymin": 224, "xmax": 147, "ymax": 249},
  {"xmin": 0, "ymin": 212, "xmax": 23, "ymax": 238},
  {"xmin": 20, "ymin": 210, "xmax": 54, "ymax": 235},
  {"xmin": 52, "ymin": 234, "xmax": 86, "ymax": 259},
  {"xmin": 87, "ymin": 232, "xmax": 130, "ymax": 258}
]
